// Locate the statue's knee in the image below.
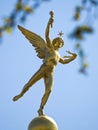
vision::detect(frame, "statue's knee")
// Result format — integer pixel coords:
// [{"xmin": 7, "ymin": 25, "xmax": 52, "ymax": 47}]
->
[{"xmin": 46, "ymin": 89, "xmax": 51, "ymax": 95}]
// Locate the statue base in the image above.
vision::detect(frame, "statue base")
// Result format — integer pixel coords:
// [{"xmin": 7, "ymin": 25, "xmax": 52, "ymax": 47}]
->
[{"xmin": 28, "ymin": 115, "xmax": 58, "ymax": 130}]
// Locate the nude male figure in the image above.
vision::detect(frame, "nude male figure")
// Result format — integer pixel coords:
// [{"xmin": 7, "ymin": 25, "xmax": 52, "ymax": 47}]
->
[{"xmin": 13, "ymin": 11, "xmax": 77, "ymax": 116}]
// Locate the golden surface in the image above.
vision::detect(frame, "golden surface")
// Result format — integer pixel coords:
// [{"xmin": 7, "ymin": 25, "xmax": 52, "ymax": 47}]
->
[
  {"xmin": 13, "ymin": 11, "xmax": 77, "ymax": 116},
  {"xmin": 28, "ymin": 115, "xmax": 58, "ymax": 130}
]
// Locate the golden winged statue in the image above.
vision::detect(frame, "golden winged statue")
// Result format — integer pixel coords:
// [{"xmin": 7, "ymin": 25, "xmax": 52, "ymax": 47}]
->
[{"xmin": 13, "ymin": 11, "xmax": 77, "ymax": 116}]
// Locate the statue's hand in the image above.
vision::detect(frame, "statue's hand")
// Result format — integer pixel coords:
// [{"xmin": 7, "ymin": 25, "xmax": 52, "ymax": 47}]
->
[
  {"xmin": 49, "ymin": 11, "xmax": 54, "ymax": 27},
  {"xmin": 49, "ymin": 18, "xmax": 54, "ymax": 26},
  {"xmin": 66, "ymin": 50, "xmax": 77, "ymax": 58}
]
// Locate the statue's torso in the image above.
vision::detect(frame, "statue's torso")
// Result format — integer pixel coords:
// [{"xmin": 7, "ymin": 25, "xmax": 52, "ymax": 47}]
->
[{"xmin": 43, "ymin": 48, "xmax": 60, "ymax": 67}]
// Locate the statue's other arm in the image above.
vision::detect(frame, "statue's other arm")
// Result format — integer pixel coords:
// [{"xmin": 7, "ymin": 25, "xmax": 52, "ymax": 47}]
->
[
  {"xmin": 45, "ymin": 11, "xmax": 54, "ymax": 48},
  {"xmin": 59, "ymin": 51, "xmax": 77, "ymax": 64}
]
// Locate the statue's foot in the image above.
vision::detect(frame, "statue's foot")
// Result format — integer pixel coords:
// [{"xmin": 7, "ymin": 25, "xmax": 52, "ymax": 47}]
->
[
  {"xmin": 38, "ymin": 109, "xmax": 44, "ymax": 116},
  {"xmin": 13, "ymin": 94, "xmax": 22, "ymax": 101}
]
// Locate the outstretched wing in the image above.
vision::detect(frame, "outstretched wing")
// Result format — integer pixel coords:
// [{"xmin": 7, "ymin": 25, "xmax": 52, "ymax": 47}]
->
[{"xmin": 18, "ymin": 25, "xmax": 47, "ymax": 59}]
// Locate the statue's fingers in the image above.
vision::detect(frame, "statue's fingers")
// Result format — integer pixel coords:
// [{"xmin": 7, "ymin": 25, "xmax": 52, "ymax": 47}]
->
[{"xmin": 66, "ymin": 50, "xmax": 71, "ymax": 54}]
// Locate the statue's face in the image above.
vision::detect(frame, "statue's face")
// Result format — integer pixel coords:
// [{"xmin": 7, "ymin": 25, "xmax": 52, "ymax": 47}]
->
[{"xmin": 53, "ymin": 41, "xmax": 63, "ymax": 50}]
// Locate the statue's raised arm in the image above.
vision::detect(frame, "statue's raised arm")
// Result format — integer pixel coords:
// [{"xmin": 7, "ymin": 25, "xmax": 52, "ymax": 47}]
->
[{"xmin": 45, "ymin": 11, "xmax": 54, "ymax": 48}]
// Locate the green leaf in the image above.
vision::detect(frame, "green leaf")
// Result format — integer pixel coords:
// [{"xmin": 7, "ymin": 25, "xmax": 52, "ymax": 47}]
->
[{"xmin": 5, "ymin": 27, "xmax": 12, "ymax": 34}]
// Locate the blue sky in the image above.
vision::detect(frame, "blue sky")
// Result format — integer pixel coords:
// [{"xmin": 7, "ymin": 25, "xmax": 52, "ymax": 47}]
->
[{"xmin": 0, "ymin": 0, "xmax": 98, "ymax": 130}]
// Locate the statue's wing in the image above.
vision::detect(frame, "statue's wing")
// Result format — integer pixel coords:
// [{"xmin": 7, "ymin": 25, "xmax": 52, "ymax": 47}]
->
[{"xmin": 18, "ymin": 25, "xmax": 47, "ymax": 59}]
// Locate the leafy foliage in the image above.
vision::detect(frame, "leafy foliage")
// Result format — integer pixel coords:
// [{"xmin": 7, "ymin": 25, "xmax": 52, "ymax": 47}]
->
[
  {"xmin": 69, "ymin": 0, "xmax": 98, "ymax": 74},
  {"xmin": 0, "ymin": 0, "xmax": 51, "ymax": 39}
]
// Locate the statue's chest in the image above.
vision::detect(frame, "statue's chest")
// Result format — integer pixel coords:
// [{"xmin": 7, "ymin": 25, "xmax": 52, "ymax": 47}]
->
[
  {"xmin": 50, "ymin": 51, "xmax": 59, "ymax": 58},
  {"xmin": 47, "ymin": 50, "xmax": 60, "ymax": 63}
]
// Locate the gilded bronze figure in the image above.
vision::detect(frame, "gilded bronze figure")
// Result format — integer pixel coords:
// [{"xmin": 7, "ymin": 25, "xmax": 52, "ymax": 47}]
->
[{"xmin": 13, "ymin": 11, "xmax": 77, "ymax": 116}]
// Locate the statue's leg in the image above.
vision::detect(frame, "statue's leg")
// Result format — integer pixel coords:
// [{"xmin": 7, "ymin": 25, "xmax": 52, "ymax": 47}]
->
[
  {"xmin": 38, "ymin": 73, "xmax": 54, "ymax": 116},
  {"xmin": 13, "ymin": 68, "xmax": 44, "ymax": 101}
]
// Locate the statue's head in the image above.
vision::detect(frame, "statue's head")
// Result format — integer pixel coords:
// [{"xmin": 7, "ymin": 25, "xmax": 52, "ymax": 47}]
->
[{"xmin": 52, "ymin": 37, "xmax": 64, "ymax": 50}]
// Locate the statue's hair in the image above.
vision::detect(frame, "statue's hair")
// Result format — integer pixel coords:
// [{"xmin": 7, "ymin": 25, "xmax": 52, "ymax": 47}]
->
[{"xmin": 52, "ymin": 37, "xmax": 64, "ymax": 47}]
